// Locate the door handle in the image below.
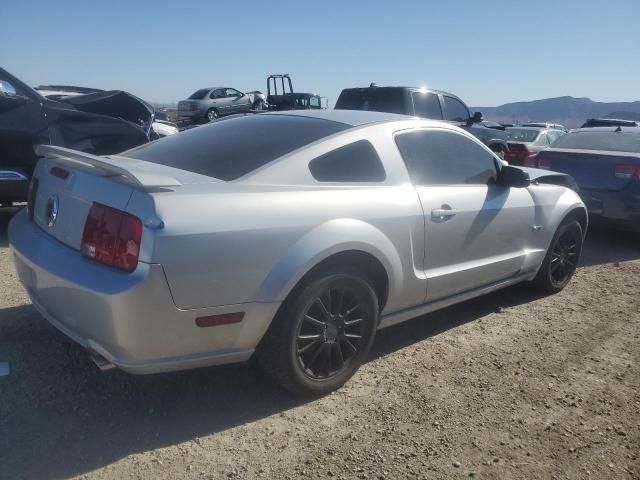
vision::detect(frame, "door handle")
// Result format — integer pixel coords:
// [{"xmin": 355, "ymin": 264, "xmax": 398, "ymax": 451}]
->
[{"xmin": 431, "ymin": 207, "xmax": 457, "ymax": 221}]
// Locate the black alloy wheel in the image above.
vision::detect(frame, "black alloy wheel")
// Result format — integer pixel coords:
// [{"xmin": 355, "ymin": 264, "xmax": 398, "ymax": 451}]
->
[{"xmin": 258, "ymin": 269, "xmax": 378, "ymax": 396}]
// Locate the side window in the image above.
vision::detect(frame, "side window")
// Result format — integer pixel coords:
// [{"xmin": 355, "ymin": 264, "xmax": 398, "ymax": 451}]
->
[
  {"xmin": 412, "ymin": 92, "xmax": 443, "ymax": 119},
  {"xmin": 210, "ymin": 89, "xmax": 225, "ymax": 99},
  {"xmin": 309, "ymin": 140, "xmax": 386, "ymax": 182},
  {"xmin": 309, "ymin": 96, "xmax": 321, "ymax": 108},
  {"xmin": 547, "ymin": 131, "xmax": 559, "ymax": 145},
  {"xmin": 225, "ymin": 88, "xmax": 241, "ymax": 97},
  {"xmin": 395, "ymin": 130, "xmax": 497, "ymax": 185},
  {"xmin": 443, "ymin": 96, "xmax": 470, "ymax": 122}
]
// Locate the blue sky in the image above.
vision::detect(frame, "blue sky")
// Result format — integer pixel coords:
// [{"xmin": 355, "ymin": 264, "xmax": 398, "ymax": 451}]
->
[{"xmin": 2, "ymin": 0, "xmax": 639, "ymax": 107}]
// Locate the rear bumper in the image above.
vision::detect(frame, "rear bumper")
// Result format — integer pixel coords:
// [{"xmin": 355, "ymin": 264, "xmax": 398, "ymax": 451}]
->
[
  {"xmin": 177, "ymin": 110, "xmax": 204, "ymax": 119},
  {"xmin": 9, "ymin": 210, "xmax": 280, "ymax": 374},
  {"xmin": 581, "ymin": 183, "xmax": 640, "ymax": 230}
]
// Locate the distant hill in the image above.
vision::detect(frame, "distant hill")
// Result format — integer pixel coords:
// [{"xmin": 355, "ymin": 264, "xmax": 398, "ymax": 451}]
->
[{"xmin": 472, "ymin": 96, "xmax": 640, "ymax": 128}]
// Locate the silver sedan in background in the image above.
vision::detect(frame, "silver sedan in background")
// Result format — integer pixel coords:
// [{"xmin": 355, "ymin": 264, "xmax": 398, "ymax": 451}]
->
[
  {"xmin": 177, "ymin": 86, "xmax": 252, "ymax": 122},
  {"xmin": 9, "ymin": 111, "xmax": 587, "ymax": 395}
]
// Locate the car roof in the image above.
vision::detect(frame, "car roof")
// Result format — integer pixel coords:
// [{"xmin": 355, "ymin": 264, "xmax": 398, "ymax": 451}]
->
[
  {"xmin": 341, "ymin": 85, "xmax": 459, "ymax": 98},
  {"xmin": 262, "ymin": 109, "xmax": 417, "ymax": 127},
  {"xmin": 571, "ymin": 126, "xmax": 640, "ymax": 133},
  {"xmin": 506, "ymin": 126, "xmax": 545, "ymax": 130}
]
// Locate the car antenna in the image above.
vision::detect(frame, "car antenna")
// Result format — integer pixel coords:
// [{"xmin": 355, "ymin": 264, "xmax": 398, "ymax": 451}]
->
[
  {"xmin": 615, "ymin": 125, "xmax": 623, "ymax": 132},
  {"xmin": 369, "ymin": 82, "xmax": 377, "ymax": 88}
]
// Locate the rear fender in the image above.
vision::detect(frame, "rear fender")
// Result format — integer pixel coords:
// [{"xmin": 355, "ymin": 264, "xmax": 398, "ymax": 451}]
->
[{"xmin": 254, "ymin": 219, "xmax": 404, "ymax": 305}]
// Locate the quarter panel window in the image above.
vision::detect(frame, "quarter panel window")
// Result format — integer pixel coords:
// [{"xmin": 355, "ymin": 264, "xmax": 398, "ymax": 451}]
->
[
  {"xmin": 309, "ymin": 140, "xmax": 386, "ymax": 182},
  {"xmin": 395, "ymin": 130, "xmax": 497, "ymax": 185},
  {"xmin": 412, "ymin": 92, "xmax": 443, "ymax": 119},
  {"xmin": 443, "ymin": 96, "xmax": 470, "ymax": 122}
]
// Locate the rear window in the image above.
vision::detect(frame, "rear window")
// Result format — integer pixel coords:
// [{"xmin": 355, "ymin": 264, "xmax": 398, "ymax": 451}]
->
[
  {"xmin": 188, "ymin": 89, "xmax": 210, "ymax": 100},
  {"xmin": 309, "ymin": 140, "xmax": 386, "ymax": 182},
  {"xmin": 121, "ymin": 114, "xmax": 350, "ymax": 181},
  {"xmin": 335, "ymin": 88, "xmax": 407, "ymax": 114},
  {"xmin": 505, "ymin": 128, "xmax": 541, "ymax": 142},
  {"xmin": 551, "ymin": 131, "xmax": 640, "ymax": 153}
]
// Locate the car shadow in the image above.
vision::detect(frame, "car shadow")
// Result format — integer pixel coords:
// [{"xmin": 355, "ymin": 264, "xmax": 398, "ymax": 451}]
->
[
  {"xmin": 0, "ymin": 211, "xmax": 638, "ymax": 478},
  {"xmin": 0, "ymin": 281, "xmax": 543, "ymax": 479}
]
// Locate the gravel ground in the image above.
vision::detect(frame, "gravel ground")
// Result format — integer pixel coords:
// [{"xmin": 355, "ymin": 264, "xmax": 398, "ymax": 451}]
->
[{"xmin": 0, "ymin": 209, "xmax": 638, "ymax": 480}]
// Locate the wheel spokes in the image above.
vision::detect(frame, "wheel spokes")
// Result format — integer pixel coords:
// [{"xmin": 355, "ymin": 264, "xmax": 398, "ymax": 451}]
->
[
  {"xmin": 314, "ymin": 297, "xmax": 332, "ymax": 321},
  {"xmin": 296, "ymin": 286, "xmax": 369, "ymax": 379},
  {"xmin": 303, "ymin": 314, "xmax": 326, "ymax": 328},
  {"xmin": 344, "ymin": 317, "xmax": 363, "ymax": 327}
]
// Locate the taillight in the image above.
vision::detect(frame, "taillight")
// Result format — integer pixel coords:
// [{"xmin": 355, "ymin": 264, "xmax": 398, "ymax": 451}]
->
[
  {"xmin": 26, "ymin": 177, "xmax": 39, "ymax": 220},
  {"xmin": 50, "ymin": 166, "xmax": 69, "ymax": 179},
  {"xmin": 614, "ymin": 164, "xmax": 640, "ymax": 179},
  {"xmin": 81, "ymin": 203, "xmax": 143, "ymax": 272}
]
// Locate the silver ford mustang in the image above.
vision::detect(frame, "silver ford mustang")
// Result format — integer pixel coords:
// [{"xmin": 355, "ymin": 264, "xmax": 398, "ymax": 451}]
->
[{"xmin": 9, "ymin": 110, "xmax": 587, "ymax": 395}]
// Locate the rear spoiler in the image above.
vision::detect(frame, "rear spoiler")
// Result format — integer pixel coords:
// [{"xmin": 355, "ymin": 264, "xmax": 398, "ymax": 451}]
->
[{"xmin": 35, "ymin": 145, "xmax": 182, "ymax": 189}]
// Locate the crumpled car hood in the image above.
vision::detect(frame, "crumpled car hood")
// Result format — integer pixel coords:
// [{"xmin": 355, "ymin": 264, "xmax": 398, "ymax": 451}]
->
[{"xmin": 59, "ymin": 90, "xmax": 154, "ymax": 136}]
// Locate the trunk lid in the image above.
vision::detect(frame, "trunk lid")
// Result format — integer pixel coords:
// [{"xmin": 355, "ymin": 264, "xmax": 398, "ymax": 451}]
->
[
  {"xmin": 30, "ymin": 146, "xmax": 215, "ymax": 253},
  {"xmin": 537, "ymin": 148, "xmax": 640, "ymax": 191},
  {"xmin": 177, "ymin": 101, "xmax": 195, "ymax": 112},
  {"xmin": 32, "ymin": 157, "xmax": 135, "ymax": 250}
]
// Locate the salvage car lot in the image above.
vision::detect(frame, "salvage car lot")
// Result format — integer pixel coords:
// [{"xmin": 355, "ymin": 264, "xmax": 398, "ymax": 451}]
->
[{"xmin": 0, "ymin": 209, "xmax": 638, "ymax": 479}]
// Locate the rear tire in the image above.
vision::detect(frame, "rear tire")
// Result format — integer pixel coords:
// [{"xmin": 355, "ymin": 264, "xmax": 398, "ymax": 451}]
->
[
  {"xmin": 206, "ymin": 108, "xmax": 219, "ymax": 122},
  {"xmin": 532, "ymin": 219, "xmax": 583, "ymax": 293},
  {"xmin": 257, "ymin": 267, "xmax": 378, "ymax": 396}
]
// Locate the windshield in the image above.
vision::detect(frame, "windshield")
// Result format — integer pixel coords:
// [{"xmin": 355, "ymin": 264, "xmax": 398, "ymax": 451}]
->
[
  {"xmin": 121, "ymin": 114, "xmax": 350, "ymax": 181},
  {"xmin": 552, "ymin": 130, "xmax": 640, "ymax": 153},
  {"xmin": 505, "ymin": 128, "xmax": 540, "ymax": 142},
  {"xmin": 188, "ymin": 89, "xmax": 209, "ymax": 100}
]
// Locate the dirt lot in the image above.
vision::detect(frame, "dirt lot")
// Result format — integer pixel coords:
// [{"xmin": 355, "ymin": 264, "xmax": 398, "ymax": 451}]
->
[{"xmin": 0, "ymin": 208, "xmax": 638, "ymax": 480}]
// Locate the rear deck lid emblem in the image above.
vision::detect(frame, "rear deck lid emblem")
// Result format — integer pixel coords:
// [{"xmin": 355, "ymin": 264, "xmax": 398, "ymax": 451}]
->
[{"xmin": 45, "ymin": 195, "xmax": 59, "ymax": 227}]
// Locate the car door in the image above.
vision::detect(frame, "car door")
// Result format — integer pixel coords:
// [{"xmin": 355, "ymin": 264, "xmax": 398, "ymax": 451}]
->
[
  {"xmin": 395, "ymin": 128, "xmax": 536, "ymax": 301},
  {"xmin": 225, "ymin": 88, "xmax": 250, "ymax": 113},
  {"xmin": 208, "ymin": 88, "xmax": 226, "ymax": 113}
]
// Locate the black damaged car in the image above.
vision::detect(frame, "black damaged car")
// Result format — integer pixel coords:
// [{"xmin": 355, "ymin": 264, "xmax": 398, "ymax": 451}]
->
[{"xmin": 0, "ymin": 67, "xmax": 152, "ymax": 206}]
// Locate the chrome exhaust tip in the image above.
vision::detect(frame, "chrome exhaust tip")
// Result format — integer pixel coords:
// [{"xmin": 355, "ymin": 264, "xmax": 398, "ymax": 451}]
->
[{"xmin": 90, "ymin": 352, "xmax": 115, "ymax": 371}]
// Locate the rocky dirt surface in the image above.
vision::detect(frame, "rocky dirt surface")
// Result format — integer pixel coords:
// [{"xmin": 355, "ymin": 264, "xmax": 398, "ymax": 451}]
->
[{"xmin": 0, "ymin": 209, "xmax": 638, "ymax": 480}]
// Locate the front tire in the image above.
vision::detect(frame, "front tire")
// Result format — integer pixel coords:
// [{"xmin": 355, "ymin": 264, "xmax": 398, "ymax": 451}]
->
[
  {"xmin": 257, "ymin": 268, "xmax": 378, "ymax": 396},
  {"xmin": 533, "ymin": 219, "xmax": 583, "ymax": 293}
]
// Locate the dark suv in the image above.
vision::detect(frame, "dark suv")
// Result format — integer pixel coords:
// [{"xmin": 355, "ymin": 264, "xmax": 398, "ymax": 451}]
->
[{"xmin": 335, "ymin": 86, "xmax": 509, "ymax": 157}]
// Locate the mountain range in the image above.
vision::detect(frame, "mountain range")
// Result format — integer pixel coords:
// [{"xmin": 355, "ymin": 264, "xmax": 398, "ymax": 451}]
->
[{"xmin": 471, "ymin": 96, "xmax": 640, "ymax": 128}]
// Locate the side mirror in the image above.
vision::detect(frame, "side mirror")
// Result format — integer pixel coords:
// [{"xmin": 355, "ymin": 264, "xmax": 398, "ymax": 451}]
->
[
  {"xmin": 498, "ymin": 165, "xmax": 530, "ymax": 188},
  {"xmin": 470, "ymin": 111, "xmax": 483, "ymax": 124}
]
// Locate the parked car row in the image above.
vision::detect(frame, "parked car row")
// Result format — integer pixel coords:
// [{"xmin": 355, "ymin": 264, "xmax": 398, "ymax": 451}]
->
[
  {"xmin": 331, "ymin": 82, "xmax": 638, "ymax": 232},
  {"xmin": 526, "ymin": 126, "xmax": 640, "ymax": 232}
]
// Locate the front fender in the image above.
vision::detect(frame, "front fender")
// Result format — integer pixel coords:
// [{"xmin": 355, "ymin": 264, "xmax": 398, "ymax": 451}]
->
[{"xmin": 253, "ymin": 219, "xmax": 404, "ymax": 304}]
